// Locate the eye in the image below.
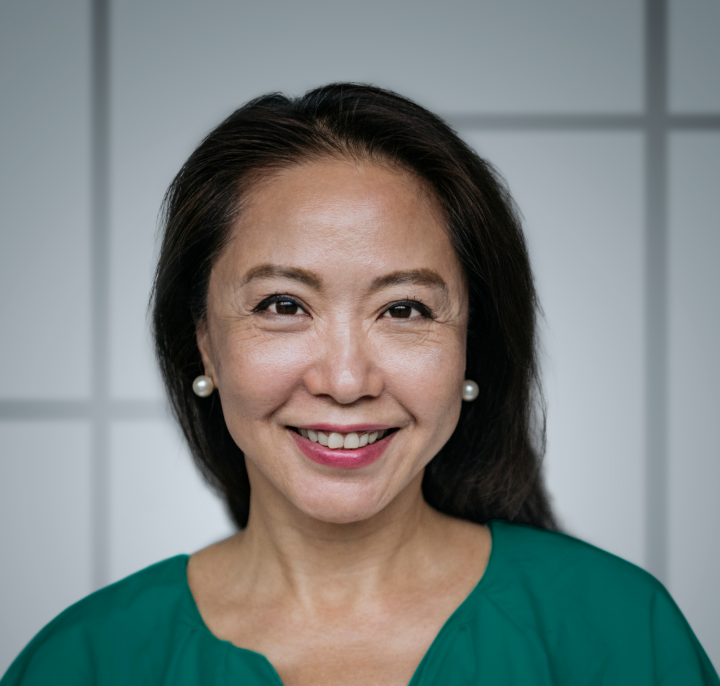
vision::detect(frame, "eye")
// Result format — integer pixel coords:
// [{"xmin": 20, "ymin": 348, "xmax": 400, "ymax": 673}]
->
[
  {"xmin": 254, "ymin": 295, "xmax": 307, "ymax": 316},
  {"xmin": 271, "ymin": 300, "xmax": 301, "ymax": 315},
  {"xmin": 382, "ymin": 300, "xmax": 432, "ymax": 319}
]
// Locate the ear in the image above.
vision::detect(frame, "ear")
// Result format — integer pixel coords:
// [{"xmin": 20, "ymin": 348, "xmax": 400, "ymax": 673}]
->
[{"xmin": 196, "ymin": 319, "xmax": 218, "ymax": 382}]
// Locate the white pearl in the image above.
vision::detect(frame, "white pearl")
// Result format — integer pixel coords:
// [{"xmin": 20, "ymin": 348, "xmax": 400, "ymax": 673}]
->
[
  {"xmin": 192, "ymin": 375, "xmax": 215, "ymax": 397},
  {"xmin": 462, "ymin": 379, "xmax": 479, "ymax": 402}
]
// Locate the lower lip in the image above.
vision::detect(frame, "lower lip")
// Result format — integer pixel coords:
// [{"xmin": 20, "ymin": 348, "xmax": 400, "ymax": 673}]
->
[{"xmin": 290, "ymin": 430, "xmax": 395, "ymax": 470}]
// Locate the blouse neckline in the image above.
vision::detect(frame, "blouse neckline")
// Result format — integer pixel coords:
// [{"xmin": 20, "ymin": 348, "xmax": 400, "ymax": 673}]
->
[{"xmin": 178, "ymin": 520, "xmax": 502, "ymax": 685}]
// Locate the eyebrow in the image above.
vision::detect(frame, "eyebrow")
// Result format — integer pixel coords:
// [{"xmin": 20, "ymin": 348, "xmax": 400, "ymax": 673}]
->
[
  {"xmin": 241, "ymin": 265, "xmax": 447, "ymax": 295},
  {"xmin": 241, "ymin": 264, "xmax": 323, "ymax": 289},
  {"xmin": 369, "ymin": 269, "xmax": 448, "ymax": 293}
]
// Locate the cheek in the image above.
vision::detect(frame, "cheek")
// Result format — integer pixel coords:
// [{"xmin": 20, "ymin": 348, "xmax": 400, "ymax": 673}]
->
[
  {"xmin": 379, "ymin": 331, "xmax": 466, "ymax": 426},
  {"xmin": 215, "ymin": 327, "xmax": 313, "ymax": 420}
]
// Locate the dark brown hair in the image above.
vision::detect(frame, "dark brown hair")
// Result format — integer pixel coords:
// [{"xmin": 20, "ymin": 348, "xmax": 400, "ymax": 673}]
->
[{"xmin": 152, "ymin": 83, "xmax": 557, "ymax": 530}]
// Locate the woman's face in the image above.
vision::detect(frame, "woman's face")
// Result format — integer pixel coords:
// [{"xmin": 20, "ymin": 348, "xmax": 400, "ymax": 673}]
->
[{"xmin": 198, "ymin": 158, "xmax": 468, "ymax": 524}]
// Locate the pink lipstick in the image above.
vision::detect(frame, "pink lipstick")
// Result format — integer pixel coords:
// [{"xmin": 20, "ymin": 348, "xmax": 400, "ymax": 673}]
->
[{"xmin": 289, "ymin": 428, "xmax": 395, "ymax": 469}]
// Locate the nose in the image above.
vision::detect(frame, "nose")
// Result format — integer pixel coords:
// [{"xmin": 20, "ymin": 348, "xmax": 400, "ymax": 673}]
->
[{"xmin": 303, "ymin": 318, "xmax": 383, "ymax": 404}]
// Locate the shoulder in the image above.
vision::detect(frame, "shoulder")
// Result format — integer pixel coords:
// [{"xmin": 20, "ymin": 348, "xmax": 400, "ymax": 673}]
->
[
  {"xmin": 2, "ymin": 556, "xmax": 197, "ymax": 685},
  {"xmin": 36, "ymin": 554, "xmax": 192, "ymax": 640},
  {"xmin": 485, "ymin": 519, "xmax": 672, "ymax": 623},
  {"xmin": 475, "ymin": 521, "xmax": 719, "ymax": 684},
  {"xmin": 488, "ymin": 519, "xmax": 662, "ymax": 597}
]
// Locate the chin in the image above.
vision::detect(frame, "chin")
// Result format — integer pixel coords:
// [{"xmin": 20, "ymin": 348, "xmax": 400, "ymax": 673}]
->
[{"xmin": 288, "ymin": 479, "xmax": 398, "ymax": 525}]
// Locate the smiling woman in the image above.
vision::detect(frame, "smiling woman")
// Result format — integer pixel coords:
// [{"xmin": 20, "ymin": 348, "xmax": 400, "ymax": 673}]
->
[
  {"xmin": 153, "ymin": 86, "xmax": 555, "ymax": 538},
  {"xmin": 195, "ymin": 158, "xmax": 470, "ymax": 528},
  {"xmin": 2, "ymin": 85, "xmax": 718, "ymax": 685}
]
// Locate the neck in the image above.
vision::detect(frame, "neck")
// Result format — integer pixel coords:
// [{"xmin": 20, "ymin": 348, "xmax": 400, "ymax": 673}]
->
[{"xmin": 230, "ymin": 467, "xmax": 445, "ymax": 605}]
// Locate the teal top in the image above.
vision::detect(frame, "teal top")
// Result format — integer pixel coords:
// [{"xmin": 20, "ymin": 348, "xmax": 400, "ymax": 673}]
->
[{"xmin": 3, "ymin": 520, "xmax": 718, "ymax": 685}]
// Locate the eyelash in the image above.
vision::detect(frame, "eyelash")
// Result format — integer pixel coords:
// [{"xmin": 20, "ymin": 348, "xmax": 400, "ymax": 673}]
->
[
  {"xmin": 252, "ymin": 295, "xmax": 434, "ymax": 319},
  {"xmin": 382, "ymin": 299, "xmax": 433, "ymax": 319},
  {"xmin": 253, "ymin": 294, "xmax": 307, "ymax": 315}
]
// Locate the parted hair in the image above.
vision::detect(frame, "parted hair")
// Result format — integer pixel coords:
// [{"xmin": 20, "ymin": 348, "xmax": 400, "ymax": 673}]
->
[{"xmin": 152, "ymin": 83, "xmax": 558, "ymax": 531}]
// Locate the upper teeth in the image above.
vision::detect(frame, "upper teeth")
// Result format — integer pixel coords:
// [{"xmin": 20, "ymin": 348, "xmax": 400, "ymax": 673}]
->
[{"xmin": 299, "ymin": 429, "xmax": 386, "ymax": 450}]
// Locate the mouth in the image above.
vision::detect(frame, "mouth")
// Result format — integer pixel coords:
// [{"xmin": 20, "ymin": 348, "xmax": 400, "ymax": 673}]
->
[
  {"xmin": 288, "ymin": 426, "xmax": 398, "ymax": 450},
  {"xmin": 288, "ymin": 426, "xmax": 399, "ymax": 469}
]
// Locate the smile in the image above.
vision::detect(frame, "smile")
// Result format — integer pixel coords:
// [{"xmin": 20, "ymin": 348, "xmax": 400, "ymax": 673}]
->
[
  {"xmin": 288, "ymin": 426, "xmax": 398, "ymax": 469},
  {"xmin": 291, "ymin": 427, "xmax": 392, "ymax": 450}
]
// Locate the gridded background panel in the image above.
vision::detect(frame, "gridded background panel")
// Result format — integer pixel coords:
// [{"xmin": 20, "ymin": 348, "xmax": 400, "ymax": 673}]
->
[
  {"xmin": 463, "ymin": 131, "xmax": 646, "ymax": 567},
  {"xmin": 0, "ymin": 422, "xmax": 93, "ymax": 673},
  {"xmin": 108, "ymin": 420, "xmax": 232, "ymax": 583},
  {"xmin": 669, "ymin": 0, "xmax": 720, "ymax": 113},
  {"xmin": 0, "ymin": 0, "xmax": 92, "ymax": 400},
  {"xmin": 108, "ymin": 0, "xmax": 645, "ymax": 401},
  {"xmin": 2, "ymin": 0, "xmax": 720, "ymax": 677},
  {"xmin": 111, "ymin": 0, "xmax": 643, "ymax": 116},
  {"xmin": 668, "ymin": 133, "xmax": 720, "ymax": 668}
]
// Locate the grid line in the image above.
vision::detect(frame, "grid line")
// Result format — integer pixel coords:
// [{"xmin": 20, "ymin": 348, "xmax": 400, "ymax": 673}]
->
[
  {"xmin": 90, "ymin": 0, "xmax": 111, "ymax": 590},
  {"xmin": 445, "ymin": 113, "xmax": 720, "ymax": 131},
  {"xmin": 644, "ymin": 0, "xmax": 669, "ymax": 583},
  {"xmin": 0, "ymin": 400, "xmax": 166, "ymax": 421}
]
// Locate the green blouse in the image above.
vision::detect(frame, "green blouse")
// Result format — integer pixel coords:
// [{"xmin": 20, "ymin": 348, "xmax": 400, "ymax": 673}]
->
[{"xmin": 3, "ymin": 520, "xmax": 718, "ymax": 685}]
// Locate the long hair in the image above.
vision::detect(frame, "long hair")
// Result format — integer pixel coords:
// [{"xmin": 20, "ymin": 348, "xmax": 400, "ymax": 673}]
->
[{"xmin": 152, "ymin": 83, "xmax": 558, "ymax": 530}]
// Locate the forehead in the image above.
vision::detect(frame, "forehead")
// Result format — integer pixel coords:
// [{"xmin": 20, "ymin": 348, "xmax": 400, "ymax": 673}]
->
[{"xmin": 215, "ymin": 158, "xmax": 463, "ymax": 287}]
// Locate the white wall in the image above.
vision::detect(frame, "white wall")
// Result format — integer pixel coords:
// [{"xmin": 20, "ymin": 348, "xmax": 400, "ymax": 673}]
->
[{"xmin": 1, "ymin": 0, "xmax": 718, "ymax": 673}]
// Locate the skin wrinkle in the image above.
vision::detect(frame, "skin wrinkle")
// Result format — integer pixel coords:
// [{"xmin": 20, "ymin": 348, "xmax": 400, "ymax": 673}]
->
[
  {"xmin": 188, "ymin": 157, "xmax": 491, "ymax": 686},
  {"xmin": 198, "ymin": 158, "xmax": 468, "ymax": 522}
]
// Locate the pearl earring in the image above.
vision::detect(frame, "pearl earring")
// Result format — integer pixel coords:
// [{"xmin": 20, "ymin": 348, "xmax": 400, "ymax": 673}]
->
[
  {"xmin": 462, "ymin": 379, "xmax": 479, "ymax": 402},
  {"xmin": 192, "ymin": 375, "xmax": 215, "ymax": 397}
]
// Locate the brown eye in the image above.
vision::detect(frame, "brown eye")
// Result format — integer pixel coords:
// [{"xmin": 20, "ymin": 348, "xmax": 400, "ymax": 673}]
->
[
  {"xmin": 254, "ymin": 295, "xmax": 307, "ymax": 316},
  {"xmin": 274, "ymin": 300, "xmax": 300, "ymax": 315},
  {"xmin": 387, "ymin": 305, "xmax": 412, "ymax": 319},
  {"xmin": 382, "ymin": 300, "xmax": 432, "ymax": 320}
]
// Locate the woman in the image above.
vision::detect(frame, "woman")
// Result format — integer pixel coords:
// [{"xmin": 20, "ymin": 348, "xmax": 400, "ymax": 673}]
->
[{"xmin": 3, "ymin": 84, "xmax": 717, "ymax": 685}]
